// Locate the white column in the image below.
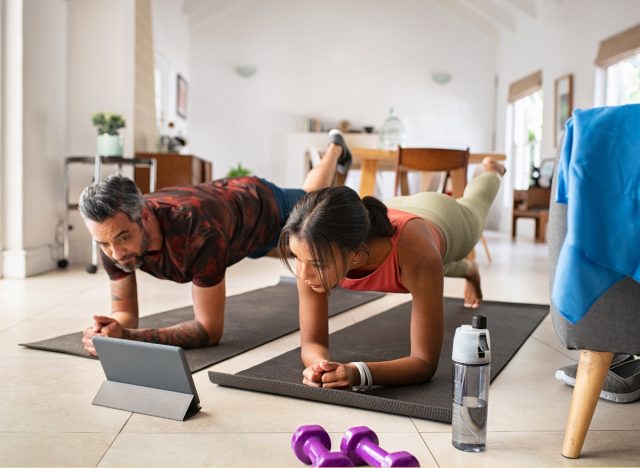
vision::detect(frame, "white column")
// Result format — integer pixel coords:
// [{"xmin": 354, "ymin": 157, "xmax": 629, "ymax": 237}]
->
[{"xmin": 1, "ymin": 0, "xmax": 25, "ymax": 277}]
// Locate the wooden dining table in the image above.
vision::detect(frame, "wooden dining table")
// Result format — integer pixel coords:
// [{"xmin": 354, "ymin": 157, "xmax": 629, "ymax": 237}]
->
[{"xmin": 350, "ymin": 148, "xmax": 507, "ymax": 197}]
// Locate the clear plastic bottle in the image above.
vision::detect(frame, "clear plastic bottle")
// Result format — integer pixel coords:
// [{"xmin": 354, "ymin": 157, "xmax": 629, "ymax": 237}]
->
[
  {"xmin": 378, "ymin": 108, "xmax": 406, "ymax": 149},
  {"xmin": 451, "ymin": 314, "xmax": 491, "ymax": 452}
]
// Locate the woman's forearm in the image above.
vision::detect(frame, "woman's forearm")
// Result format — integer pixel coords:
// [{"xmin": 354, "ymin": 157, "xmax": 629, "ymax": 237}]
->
[
  {"xmin": 301, "ymin": 343, "xmax": 330, "ymax": 367},
  {"xmin": 366, "ymin": 355, "xmax": 436, "ymax": 386}
]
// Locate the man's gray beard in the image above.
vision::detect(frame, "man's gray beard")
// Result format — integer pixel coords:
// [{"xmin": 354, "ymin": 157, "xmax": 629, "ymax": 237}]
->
[
  {"xmin": 117, "ymin": 259, "xmax": 143, "ymax": 273},
  {"xmin": 115, "ymin": 229, "xmax": 150, "ymax": 272}
]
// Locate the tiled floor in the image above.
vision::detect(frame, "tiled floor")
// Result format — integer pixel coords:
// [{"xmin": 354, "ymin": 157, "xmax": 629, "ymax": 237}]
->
[{"xmin": 1, "ymin": 230, "xmax": 639, "ymax": 467}]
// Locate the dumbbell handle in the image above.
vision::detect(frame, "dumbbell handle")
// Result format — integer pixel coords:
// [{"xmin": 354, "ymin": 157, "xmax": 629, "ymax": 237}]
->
[
  {"xmin": 304, "ymin": 439, "xmax": 329, "ymax": 461},
  {"xmin": 355, "ymin": 439, "xmax": 390, "ymax": 465}
]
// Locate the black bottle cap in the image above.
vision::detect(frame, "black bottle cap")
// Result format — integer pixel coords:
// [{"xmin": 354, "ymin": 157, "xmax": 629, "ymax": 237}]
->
[{"xmin": 472, "ymin": 314, "xmax": 487, "ymax": 329}]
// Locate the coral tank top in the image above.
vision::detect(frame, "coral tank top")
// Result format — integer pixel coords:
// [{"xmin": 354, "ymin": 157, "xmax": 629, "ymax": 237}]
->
[{"xmin": 339, "ymin": 209, "xmax": 442, "ymax": 293}]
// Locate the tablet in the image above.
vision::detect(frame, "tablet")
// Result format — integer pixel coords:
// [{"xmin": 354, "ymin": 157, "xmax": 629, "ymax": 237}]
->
[{"xmin": 93, "ymin": 336, "xmax": 200, "ymax": 414}]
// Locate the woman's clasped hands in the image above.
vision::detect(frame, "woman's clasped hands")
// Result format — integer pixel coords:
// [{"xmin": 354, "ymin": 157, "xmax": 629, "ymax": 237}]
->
[{"xmin": 302, "ymin": 360, "xmax": 359, "ymax": 390}]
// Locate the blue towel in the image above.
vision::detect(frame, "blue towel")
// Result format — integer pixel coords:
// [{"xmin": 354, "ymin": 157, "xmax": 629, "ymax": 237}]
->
[{"xmin": 553, "ymin": 104, "xmax": 640, "ymax": 323}]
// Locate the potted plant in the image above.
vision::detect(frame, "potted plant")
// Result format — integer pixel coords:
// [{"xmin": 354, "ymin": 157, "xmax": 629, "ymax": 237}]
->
[
  {"xmin": 227, "ymin": 163, "xmax": 252, "ymax": 178},
  {"xmin": 92, "ymin": 112, "xmax": 125, "ymax": 156}
]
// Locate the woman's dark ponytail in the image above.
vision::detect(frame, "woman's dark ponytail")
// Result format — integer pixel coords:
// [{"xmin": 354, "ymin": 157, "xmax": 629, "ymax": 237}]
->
[
  {"xmin": 278, "ymin": 186, "xmax": 395, "ymax": 290},
  {"xmin": 362, "ymin": 196, "xmax": 395, "ymax": 238}
]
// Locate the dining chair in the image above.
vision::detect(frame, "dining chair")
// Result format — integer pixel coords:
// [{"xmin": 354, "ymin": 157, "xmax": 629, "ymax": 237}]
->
[
  {"xmin": 392, "ymin": 147, "xmax": 492, "ymax": 262},
  {"xmin": 393, "ymin": 147, "xmax": 469, "ymax": 198},
  {"xmin": 512, "ymin": 186, "xmax": 551, "ymax": 242}
]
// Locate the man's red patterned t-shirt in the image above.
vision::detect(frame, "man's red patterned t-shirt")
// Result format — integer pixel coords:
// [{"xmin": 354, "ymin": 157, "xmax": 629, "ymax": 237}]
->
[{"xmin": 100, "ymin": 176, "xmax": 280, "ymax": 287}]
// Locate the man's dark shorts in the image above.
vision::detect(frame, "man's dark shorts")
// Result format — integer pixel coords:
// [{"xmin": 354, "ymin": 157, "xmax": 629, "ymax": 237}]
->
[{"xmin": 247, "ymin": 179, "xmax": 305, "ymax": 258}]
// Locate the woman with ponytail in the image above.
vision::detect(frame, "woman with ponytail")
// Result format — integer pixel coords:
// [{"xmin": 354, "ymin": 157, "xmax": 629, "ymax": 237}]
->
[{"xmin": 279, "ymin": 157, "xmax": 505, "ymax": 390}]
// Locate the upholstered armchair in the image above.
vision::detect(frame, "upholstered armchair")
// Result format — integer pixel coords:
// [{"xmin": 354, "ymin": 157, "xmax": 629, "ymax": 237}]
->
[{"xmin": 548, "ymin": 155, "xmax": 640, "ymax": 459}]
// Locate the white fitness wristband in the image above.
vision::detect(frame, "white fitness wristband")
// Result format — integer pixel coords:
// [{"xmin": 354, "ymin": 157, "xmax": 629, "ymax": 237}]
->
[
  {"xmin": 362, "ymin": 362, "xmax": 373, "ymax": 391},
  {"xmin": 350, "ymin": 361, "xmax": 372, "ymax": 392}
]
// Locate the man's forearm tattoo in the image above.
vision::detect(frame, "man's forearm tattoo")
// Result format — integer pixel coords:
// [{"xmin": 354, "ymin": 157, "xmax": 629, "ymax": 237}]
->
[{"xmin": 122, "ymin": 320, "xmax": 211, "ymax": 348}]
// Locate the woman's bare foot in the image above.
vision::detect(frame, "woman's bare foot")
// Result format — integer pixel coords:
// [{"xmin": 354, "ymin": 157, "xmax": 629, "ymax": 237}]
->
[
  {"xmin": 464, "ymin": 261, "xmax": 483, "ymax": 308},
  {"xmin": 482, "ymin": 157, "xmax": 506, "ymax": 176}
]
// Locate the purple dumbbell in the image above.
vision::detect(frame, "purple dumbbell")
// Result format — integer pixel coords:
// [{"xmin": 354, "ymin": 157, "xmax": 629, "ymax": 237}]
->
[
  {"xmin": 340, "ymin": 426, "xmax": 420, "ymax": 467},
  {"xmin": 292, "ymin": 425, "xmax": 354, "ymax": 467}
]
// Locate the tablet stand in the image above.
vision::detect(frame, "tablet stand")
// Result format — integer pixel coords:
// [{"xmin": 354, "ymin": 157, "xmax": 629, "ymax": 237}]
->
[{"xmin": 92, "ymin": 380, "xmax": 198, "ymax": 421}]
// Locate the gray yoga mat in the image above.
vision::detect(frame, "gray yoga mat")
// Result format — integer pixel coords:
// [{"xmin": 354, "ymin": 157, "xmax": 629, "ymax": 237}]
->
[
  {"xmin": 209, "ymin": 298, "xmax": 548, "ymax": 422},
  {"xmin": 20, "ymin": 277, "xmax": 383, "ymax": 373}
]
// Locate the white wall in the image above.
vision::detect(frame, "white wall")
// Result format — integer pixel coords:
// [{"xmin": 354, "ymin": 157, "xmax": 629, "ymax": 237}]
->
[
  {"xmin": 1, "ymin": 0, "xmax": 68, "ymax": 277},
  {"xmin": 151, "ymin": 0, "xmax": 190, "ymax": 139},
  {"xmin": 1, "ymin": 0, "xmax": 137, "ymax": 276},
  {"xmin": 1, "ymin": 0, "xmax": 25, "ymax": 272},
  {"xmin": 188, "ymin": 0, "xmax": 498, "ymax": 183},
  {"xmin": 494, "ymin": 0, "xmax": 640, "ymax": 228},
  {"xmin": 67, "ymin": 0, "xmax": 135, "ymax": 157},
  {"xmin": 0, "ymin": 0, "xmax": 4, "ymax": 277},
  {"xmin": 22, "ymin": 0, "xmax": 68, "ymax": 265},
  {"xmin": 64, "ymin": 0, "xmax": 136, "ymax": 265}
]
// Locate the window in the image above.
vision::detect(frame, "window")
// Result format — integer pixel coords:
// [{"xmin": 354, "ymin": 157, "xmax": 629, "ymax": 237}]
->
[
  {"xmin": 154, "ymin": 52, "xmax": 170, "ymax": 131},
  {"xmin": 605, "ymin": 53, "xmax": 640, "ymax": 105},
  {"xmin": 595, "ymin": 23, "xmax": 640, "ymax": 106},
  {"xmin": 154, "ymin": 67, "xmax": 163, "ymax": 129},
  {"xmin": 506, "ymin": 70, "xmax": 544, "ymax": 190},
  {"xmin": 511, "ymin": 91, "xmax": 544, "ymax": 190}
]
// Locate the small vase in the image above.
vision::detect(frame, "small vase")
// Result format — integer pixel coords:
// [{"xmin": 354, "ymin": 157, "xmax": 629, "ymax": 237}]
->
[
  {"xmin": 378, "ymin": 108, "xmax": 406, "ymax": 150},
  {"xmin": 97, "ymin": 133, "xmax": 123, "ymax": 156}
]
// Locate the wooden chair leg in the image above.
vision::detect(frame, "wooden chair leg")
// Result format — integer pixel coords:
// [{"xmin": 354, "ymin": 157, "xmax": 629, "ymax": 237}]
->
[
  {"xmin": 334, "ymin": 172, "xmax": 347, "ymax": 186},
  {"xmin": 538, "ymin": 215, "xmax": 548, "ymax": 243},
  {"xmin": 480, "ymin": 234, "xmax": 492, "ymax": 263},
  {"xmin": 535, "ymin": 218, "xmax": 545, "ymax": 242},
  {"xmin": 399, "ymin": 171, "xmax": 410, "ymax": 196},
  {"xmin": 561, "ymin": 350, "xmax": 614, "ymax": 459}
]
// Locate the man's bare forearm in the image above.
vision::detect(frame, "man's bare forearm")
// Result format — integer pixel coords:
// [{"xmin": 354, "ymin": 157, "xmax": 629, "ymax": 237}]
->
[
  {"xmin": 110, "ymin": 275, "xmax": 139, "ymax": 327},
  {"xmin": 122, "ymin": 320, "xmax": 211, "ymax": 348}
]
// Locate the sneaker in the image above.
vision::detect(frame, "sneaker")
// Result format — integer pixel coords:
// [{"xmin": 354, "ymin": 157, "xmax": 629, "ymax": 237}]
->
[
  {"xmin": 555, "ymin": 354, "xmax": 640, "ymax": 403},
  {"xmin": 328, "ymin": 129, "xmax": 353, "ymax": 175}
]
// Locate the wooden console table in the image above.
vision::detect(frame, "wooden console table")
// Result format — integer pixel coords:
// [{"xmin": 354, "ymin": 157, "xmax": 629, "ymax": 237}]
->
[{"xmin": 134, "ymin": 153, "xmax": 213, "ymax": 193}]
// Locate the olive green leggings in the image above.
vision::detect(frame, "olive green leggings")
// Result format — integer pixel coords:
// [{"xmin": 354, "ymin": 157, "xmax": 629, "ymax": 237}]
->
[{"xmin": 384, "ymin": 172, "xmax": 501, "ymax": 278}]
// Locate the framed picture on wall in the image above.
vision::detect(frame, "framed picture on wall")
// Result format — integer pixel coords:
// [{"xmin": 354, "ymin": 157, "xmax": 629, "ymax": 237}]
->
[
  {"xmin": 554, "ymin": 74, "xmax": 573, "ymax": 147},
  {"xmin": 176, "ymin": 74, "xmax": 188, "ymax": 119}
]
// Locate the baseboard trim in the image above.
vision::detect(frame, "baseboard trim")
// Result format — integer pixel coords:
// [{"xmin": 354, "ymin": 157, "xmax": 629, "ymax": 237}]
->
[{"xmin": 2, "ymin": 245, "xmax": 57, "ymax": 278}]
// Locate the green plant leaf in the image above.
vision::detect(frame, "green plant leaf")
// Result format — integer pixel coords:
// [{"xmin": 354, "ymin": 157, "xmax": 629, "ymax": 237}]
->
[
  {"xmin": 92, "ymin": 112, "xmax": 126, "ymax": 135},
  {"xmin": 226, "ymin": 163, "xmax": 252, "ymax": 178}
]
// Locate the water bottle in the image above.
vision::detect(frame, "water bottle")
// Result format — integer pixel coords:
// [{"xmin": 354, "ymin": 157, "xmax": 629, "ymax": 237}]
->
[{"xmin": 451, "ymin": 313, "xmax": 491, "ymax": 452}]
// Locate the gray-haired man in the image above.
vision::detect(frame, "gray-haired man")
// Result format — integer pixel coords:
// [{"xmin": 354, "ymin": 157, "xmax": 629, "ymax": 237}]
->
[{"xmin": 79, "ymin": 131, "xmax": 351, "ymax": 355}]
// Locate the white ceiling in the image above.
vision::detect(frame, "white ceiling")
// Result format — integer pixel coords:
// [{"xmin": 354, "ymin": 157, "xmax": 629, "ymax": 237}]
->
[
  {"xmin": 181, "ymin": 0, "xmax": 246, "ymax": 28},
  {"xmin": 427, "ymin": 0, "xmax": 538, "ymax": 42},
  {"xmin": 181, "ymin": 0, "xmax": 539, "ymax": 41}
]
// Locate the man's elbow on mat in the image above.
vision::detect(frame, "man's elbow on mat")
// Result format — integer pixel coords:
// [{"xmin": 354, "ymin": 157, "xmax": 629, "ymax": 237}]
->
[
  {"xmin": 176, "ymin": 319, "xmax": 222, "ymax": 347},
  {"xmin": 204, "ymin": 325, "xmax": 223, "ymax": 346}
]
